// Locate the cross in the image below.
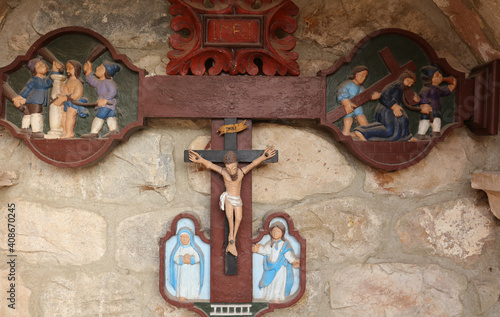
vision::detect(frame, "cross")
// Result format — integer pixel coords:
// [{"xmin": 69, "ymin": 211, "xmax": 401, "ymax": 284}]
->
[
  {"xmin": 184, "ymin": 118, "xmax": 278, "ymax": 303},
  {"xmin": 326, "ymin": 47, "xmax": 417, "ymax": 123}
]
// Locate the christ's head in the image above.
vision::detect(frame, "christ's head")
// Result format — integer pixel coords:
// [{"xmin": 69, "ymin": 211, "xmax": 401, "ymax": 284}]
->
[
  {"xmin": 66, "ymin": 60, "xmax": 82, "ymax": 79},
  {"xmin": 399, "ymin": 70, "xmax": 416, "ymax": 89},
  {"xmin": 223, "ymin": 151, "xmax": 238, "ymax": 180}
]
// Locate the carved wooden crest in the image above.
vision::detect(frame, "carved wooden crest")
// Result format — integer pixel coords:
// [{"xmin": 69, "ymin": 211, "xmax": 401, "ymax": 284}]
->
[{"xmin": 166, "ymin": 0, "xmax": 299, "ymax": 76}]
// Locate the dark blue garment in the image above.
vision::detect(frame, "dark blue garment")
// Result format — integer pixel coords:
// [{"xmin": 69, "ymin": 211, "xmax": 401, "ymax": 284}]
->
[
  {"xmin": 354, "ymin": 82, "xmax": 413, "ymax": 141},
  {"xmin": 19, "ymin": 72, "xmax": 57, "ymax": 106},
  {"xmin": 419, "ymin": 85, "xmax": 451, "ymax": 120},
  {"xmin": 95, "ymin": 107, "xmax": 116, "ymax": 119},
  {"xmin": 64, "ymin": 98, "xmax": 89, "ymax": 118}
]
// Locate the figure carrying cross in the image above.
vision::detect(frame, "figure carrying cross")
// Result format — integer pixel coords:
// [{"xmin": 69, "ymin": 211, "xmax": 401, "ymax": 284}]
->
[{"xmin": 188, "ymin": 146, "xmax": 276, "ymax": 256}]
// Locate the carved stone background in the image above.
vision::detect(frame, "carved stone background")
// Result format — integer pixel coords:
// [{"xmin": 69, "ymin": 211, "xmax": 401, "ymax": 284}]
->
[{"xmin": 2, "ymin": 1, "xmax": 500, "ymax": 317}]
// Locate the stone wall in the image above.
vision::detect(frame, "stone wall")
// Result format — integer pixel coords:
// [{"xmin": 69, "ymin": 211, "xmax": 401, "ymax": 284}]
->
[{"xmin": 1, "ymin": 1, "xmax": 500, "ymax": 316}]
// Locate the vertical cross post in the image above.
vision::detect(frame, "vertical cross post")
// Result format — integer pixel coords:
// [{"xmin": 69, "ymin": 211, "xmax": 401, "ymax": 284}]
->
[{"xmin": 184, "ymin": 118, "xmax": 278, "ymax": 302}]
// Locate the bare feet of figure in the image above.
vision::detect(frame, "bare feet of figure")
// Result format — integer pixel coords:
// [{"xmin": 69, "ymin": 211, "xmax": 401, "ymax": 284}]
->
[{"xmin": 226, "ymin": 240, "xmax": 238, "ymax": 256}]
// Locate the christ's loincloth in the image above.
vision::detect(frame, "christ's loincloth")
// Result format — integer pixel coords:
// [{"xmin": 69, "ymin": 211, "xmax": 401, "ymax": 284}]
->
[{"xmin": 219, "ymin": 192, "xmax": 243, "ymax": 211}]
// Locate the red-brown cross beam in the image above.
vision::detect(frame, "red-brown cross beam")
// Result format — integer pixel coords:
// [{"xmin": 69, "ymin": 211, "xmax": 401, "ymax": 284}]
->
[
  {"xmin": 326, "ymin": 47, "xmax": 417, "ymax": 123},
  {"xmin": 184, "ymin": 118, "xmax": 278, "ymax": 303}
]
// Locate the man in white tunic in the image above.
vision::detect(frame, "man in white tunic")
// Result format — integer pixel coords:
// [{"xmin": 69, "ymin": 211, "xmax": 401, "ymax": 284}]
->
[
  {"xmin": 170, "ymin": 228, "xmax": 204, "ymax": 301},
  {"xmin": 252, "ymin": 222, "xmax": 300, "ymax": 302}
]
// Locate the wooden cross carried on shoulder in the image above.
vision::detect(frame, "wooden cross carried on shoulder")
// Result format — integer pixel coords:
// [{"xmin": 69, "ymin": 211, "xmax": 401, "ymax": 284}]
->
[{"xmin": 184, "ymin": 118, "xmax": 278, "ymax": 303}]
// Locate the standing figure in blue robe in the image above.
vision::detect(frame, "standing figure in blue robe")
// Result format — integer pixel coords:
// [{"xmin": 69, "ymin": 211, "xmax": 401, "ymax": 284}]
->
[
  {"xmin": 354, "ymin": 70, "xmax": 418, "ymax": 142},
  {"xmin": 169, "ymin": 227, "xmax": 204, "ymax": 301},
  {"xmin": 252, "ymin": 221, "xmax": 300, "ymax": 302}
]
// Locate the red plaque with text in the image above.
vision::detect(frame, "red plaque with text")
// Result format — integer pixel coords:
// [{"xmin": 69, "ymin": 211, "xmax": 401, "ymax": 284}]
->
[{"xmin": 204, "ymin": 15, "xmax": 263, "ymax": 47}]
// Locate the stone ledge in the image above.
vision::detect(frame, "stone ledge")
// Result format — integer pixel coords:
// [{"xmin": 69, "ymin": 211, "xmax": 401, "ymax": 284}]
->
[{"xmin": 472, "ymin": 171, "xmax": 500, "ymax": 219}]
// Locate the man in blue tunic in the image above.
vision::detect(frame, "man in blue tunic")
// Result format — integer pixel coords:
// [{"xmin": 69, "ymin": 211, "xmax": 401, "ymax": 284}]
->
[
  {"xmin": 82, "ymin": 60, "xmax": 120, "ymax": 138},
  {"xmin": 336, "ymin": 66, "xmax": 380, "ymax": 136},
  {"xmin": 416, "ymin": 66, "xmax": 456, "ymax": 139},
  {"xmin": 12, "ymin": 57, "xmax": 63, "ymax": 138},
  {"xmin": 354, "ymin": 70, "xmax": 418, "ymax": 142}
]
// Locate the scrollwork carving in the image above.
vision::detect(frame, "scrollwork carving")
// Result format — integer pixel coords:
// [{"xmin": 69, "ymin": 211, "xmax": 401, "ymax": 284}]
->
[{"xmin": 167, "ymin": 0, "xmax": 299, "ymax": 76}]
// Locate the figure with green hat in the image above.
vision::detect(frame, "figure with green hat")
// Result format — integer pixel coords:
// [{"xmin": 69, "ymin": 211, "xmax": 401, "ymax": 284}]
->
[{"xmin": 82, "ymin": 60, "xmax": 120, "ymax": 138}]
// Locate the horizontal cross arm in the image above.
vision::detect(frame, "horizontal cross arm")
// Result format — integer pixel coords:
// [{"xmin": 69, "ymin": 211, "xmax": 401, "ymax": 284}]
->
[{"xmin": 184, "ymin": 150, "xmax": 278, "ymax": 163}]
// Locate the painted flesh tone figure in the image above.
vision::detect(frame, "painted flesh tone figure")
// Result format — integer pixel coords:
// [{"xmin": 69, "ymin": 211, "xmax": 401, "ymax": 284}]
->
[
  {"xmin": 189, "ymin": 146, "xmax": 276, "ymax": 256},
  {"xmin": 53, "ymin": 60, "xmax": 88, "ymax": 138},
  {"xmin": 252, "ymin": 222, "xmax": 300, "ymax": 302}
]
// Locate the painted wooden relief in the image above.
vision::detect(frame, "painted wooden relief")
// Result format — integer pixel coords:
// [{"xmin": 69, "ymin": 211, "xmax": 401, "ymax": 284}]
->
[
  {"xmin": 0, "ymin": 27, "xmax": 146, "ymax": 167},
  {"xmin": 252, "ymin": 214, "xmax": 305, "ymax": 307},
  {"xmin": 160, "ymin": 214, "xmax": 211, "ymax": 312},
  {"xmin": 159, "ymin": 211, "xmax": 305, "ymax": 317},
  {"xmin": 319, "ymin": 28, "xmax": 497, "ymax": 170}
]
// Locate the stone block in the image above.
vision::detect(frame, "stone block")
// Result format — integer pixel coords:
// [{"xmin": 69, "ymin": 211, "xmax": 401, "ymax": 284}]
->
[
  {"xmin": 115, "ymin": 208, "xmax": 208, "ymax": 272},
  {"xmin": 0, "ymin": 269, "xmax": 31, "ymax": 317},
  {"xmin": 285, "ymin": 197, "xmax": 383, "ymax": 264},
  {"xmin": 396, "ymin": 198, "xmax": 495, "ymax": 265},
  {"xmin": 0, "ymin": 201, "xmax": 107, "ymax": 266},
  {"xmin": 330, "ymin": 263, "xmax": 467, "ymax": 317},
  {"xmin": 364, "ymin": 132, "xmax": 471, "ymax": 197},
  {"xmin": 0, "ymin": 171, "xmax": 18, "ymax": 187},
  {"xmin": 40, "ymin": 272, "xmax": 143, "ymax": 316}
]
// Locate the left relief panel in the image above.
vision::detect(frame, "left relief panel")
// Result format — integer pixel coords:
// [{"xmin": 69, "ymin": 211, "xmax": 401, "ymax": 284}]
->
[{"xmin": 0, "ymin": 27, "xmax": 146, "ymax": 168}]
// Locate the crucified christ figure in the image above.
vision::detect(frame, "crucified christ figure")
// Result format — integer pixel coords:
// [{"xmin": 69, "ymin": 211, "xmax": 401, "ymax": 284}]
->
[{"xmin": 189, "ymin": 146, "xmax": 276, "ymax": 257}]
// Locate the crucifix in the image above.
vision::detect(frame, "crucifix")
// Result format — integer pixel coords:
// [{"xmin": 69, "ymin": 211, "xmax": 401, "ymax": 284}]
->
[{"xmin": 184, "ymin": 118, "xmax": 278, "ymax": 302}]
